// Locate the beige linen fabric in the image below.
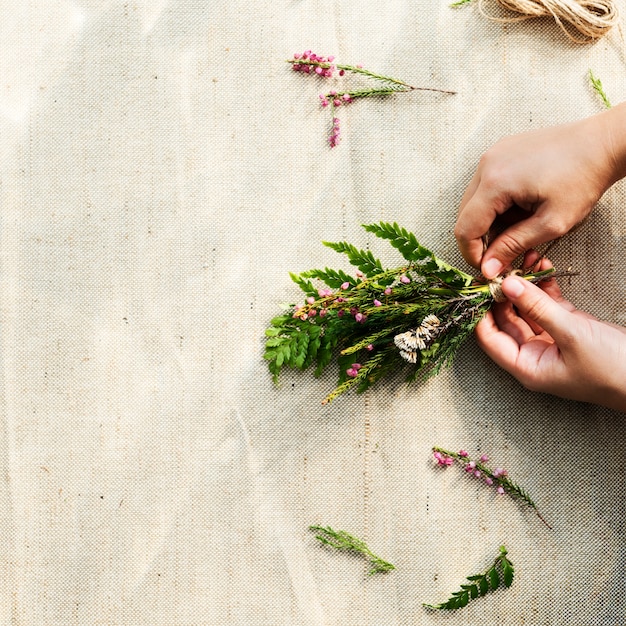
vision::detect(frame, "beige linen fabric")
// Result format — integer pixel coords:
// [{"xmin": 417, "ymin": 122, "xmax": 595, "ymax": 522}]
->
[{"xmin": 0, "ymin": 0, "xmax": 625, "ymax": 624}]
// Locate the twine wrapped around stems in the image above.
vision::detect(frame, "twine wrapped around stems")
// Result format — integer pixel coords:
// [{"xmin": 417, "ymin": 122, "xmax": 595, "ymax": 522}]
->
[{"xmin": 478, "ymin": 0, "xmax": 619, "ymax": 43}]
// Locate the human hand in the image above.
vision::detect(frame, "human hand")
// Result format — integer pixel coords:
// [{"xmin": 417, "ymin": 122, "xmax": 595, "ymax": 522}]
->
[
  {"xmin": 475, "ymin": 254, "xmax": 626, "ymax": 412},
  {"xmin": 455, "ymin": 105, "xmax": 626, "ymax": 278}
]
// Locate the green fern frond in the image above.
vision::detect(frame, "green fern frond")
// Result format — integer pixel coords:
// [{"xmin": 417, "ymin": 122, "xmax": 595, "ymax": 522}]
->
[
  {"xmin": 424, "ymin": 546, "xmax": 514, "ymax": 611},
  {"xmin": 322, "ymin": 240, "xmax": 385, "ymax": 278}
]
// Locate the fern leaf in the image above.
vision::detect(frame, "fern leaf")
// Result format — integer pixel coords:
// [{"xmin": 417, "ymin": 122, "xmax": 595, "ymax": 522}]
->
[
  {"xmin": 424, "ymin": 546, "xmax": 514, "ymax": 611},
  {"xmin": 322, "ymin": 240, "xmax": 384, "ymax": 277}
]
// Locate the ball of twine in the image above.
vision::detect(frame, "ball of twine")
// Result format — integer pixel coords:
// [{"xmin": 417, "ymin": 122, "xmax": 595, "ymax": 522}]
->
[{"xmin": 478, "ymin": 0, "xmax": 620, "ymax": 42}]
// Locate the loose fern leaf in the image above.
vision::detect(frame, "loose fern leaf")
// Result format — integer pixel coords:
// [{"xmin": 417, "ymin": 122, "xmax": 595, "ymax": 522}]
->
[{"xmin": 424, "ymin": 546, "xmax": 514, "ymax": 611}]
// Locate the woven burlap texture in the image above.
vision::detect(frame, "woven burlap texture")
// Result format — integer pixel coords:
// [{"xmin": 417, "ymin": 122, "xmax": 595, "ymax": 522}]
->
[{"xmin": 0, "ymin": 0, "xmax": 624, "ymax": 624}]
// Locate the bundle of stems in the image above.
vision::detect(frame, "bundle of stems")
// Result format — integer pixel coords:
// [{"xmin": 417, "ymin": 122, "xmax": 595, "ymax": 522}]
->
[{"xmin": 264, "ymin": 222, "xmax": 566, "ymax": 404}]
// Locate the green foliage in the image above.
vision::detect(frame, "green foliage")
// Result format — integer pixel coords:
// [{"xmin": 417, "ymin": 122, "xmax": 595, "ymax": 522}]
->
[
  {"xmin": 432, "ymin": 447, "xmax": 552, "ymax": 528},
  {"xmin": 309, "ymin": 525, "xmax": 395, "ymax": 575},
  {"xmin": 589, "ymin": 69, "xmax": 612, "ymax": 109},
  {"xmin": 424, "ymin": 546, "xmax": 514, "ymax": 610},
  {"xmin": 322, "ymin": 240, "xmax": 385, "ymax": 278},
  {"xmin": 265, "ymin": 223, "xmax": 558, "ymax": 403}
]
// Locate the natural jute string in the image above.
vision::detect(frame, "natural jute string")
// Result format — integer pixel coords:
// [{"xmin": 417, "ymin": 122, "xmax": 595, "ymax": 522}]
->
[
  {"xmin": 488, "ymin": 270, "xmax": 524, "ymax": 302},
  {"xmin": 478, "ymin": 0, "xmax": 619, "ymax": 43}
]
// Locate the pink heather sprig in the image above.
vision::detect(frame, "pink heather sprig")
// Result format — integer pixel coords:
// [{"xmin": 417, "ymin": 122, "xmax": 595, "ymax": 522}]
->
[
  {"xmin": 432, "ymin": 447, "xmax": 551, "ymax": 529},
  {"xmin": 288, "ymin": 50, "xmax": 455, "ymax": 147}
]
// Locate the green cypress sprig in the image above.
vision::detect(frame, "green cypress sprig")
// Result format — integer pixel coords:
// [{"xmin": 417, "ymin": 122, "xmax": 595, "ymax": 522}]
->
[
  {"xmin": 309, "ymin": 525, "xmax": 395, "ymax": 575},
  {"xmin": 424, "ymin": 546, "xmax": 514, "ymax": 610},
  {"xmin": 588, "ymin": 69, "xmax": 612, "ymax": 109},
  {"xmin": 432, "ymin": 447, "xmax": 552, "ymax": 529},
  {"xmin": 265, "ymin": 222, "xmax": 569, "ymax": 403}
]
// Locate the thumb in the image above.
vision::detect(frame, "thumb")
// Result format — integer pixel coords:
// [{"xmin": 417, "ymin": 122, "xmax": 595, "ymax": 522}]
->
[
  {"xmin": 481, "ymin": 215, "xmax": 559, "ymax": 278},
  {"xmin": 501, "ymin": 275, "xmax": 576, "ymax": 344}
]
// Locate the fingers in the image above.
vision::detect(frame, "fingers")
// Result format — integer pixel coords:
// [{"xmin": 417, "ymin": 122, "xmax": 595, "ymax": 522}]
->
[
  {"xmin": 455, "ymin": 178, "xmax": 507, "ymax": 269},
  {"xmin": 500, "ymin": 275, "xmax": 577, "ymax": 345},
  {"xmin": 475, "ymin": 312, "xmax": 524, "ymax": 371},
  {"xmin": 480, "ymin": 214, "xmax": 565, "ymax": 278}
]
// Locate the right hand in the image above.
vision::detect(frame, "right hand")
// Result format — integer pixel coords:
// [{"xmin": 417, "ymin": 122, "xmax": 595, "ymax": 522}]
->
[
  {"xmin": 454, "ymin": 105, "xmax": 626, "ymax": 278},
  {"xmin": 475, "ymin": 254, "xmax": 626, "ymax": 412}
]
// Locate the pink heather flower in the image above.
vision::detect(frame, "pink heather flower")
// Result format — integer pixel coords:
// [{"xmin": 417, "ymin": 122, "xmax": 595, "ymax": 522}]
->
[
  {"xmin": 400, "ymin": 275, "xmax": 411, "ymax": 284},
  {"xmin": 464, "ymin": 464, "xmax": 473, "ymax": 473},
  {"xmin": 356, "ymin": 270, "xmax": 364, "ymax": 278},
  {"xmin": 352, "ymin": 363, "xmax": 363, "ymax": 370},
  {"xmin": 497, "ymin": 486, "xmax": 505, "ymax": 495},
  {"xmin": 468, "ymin": 461, "xmax": 476, "ymax": 469},
  {"xmin": 493, "ymin": 468, "xmax": 507, "ymax": 478},
  {"xmin": 300, "ymin": 313, "xmax": 308, "ymax": 320},
  {"xmin": 342, "ymin": 93, "xmax": 351, "ymax": 102},
  {"xmin": 329, "ymin": 90, "xmax": 337, "ymax": 96},
  {"xmin": 336, "ymin": 297, "xmax": 345, "ymax": 303},
  {"xmin": 328, "ymin": 55, "xmax": 335, "ymax": 62},
  {"xmin": 319, "ymin": 309, "xmax": 328, "ymax": 317},
  {"xmin": 315, "ymin": 66, "xmax": 323, "ymax": 75},
  {"xmin": 339, "ymin": 69, "xmax": 345, "ymax": 76},
  {"xmin": 333, "ymin": 99, "xmax": 342, "ymax": 107},
  {"xmin": 484, "ymin": 477, "xmax": 494, "ymax": 486},
  {"xmin": 433, "ymin": 451, "xmax": 442, "ymax": 461},
  {"xmin": 320, "ymin": 96, "xmax": 329, "ymax": 107},
  {"xmin": 366, "ymin": 344, "xmax": 374, "ymax": 351},
  {"xmin": 341, "ymin": 282, "xmax": 350, "ymax": 290},
  {"xmin": 474, "ymin": 470, "xmax": 481, "ymax": 478},
  {"xmin": 480, "ymin": 454, "xmax": 489, "ymax": 463},
  {"xmin": 444, "ymin": 456, "xmax": 454, "ymax": 466},
  {"xmin": 458, "ymin": 450, "xmax": 468, "ymax": 457},
  {"xmin": 350, "ymin": 307, "xmax": 358, "ymax": 315},
  {"xmin": 293, "ymin": 53, "xmax": 302, "ymax": 59},
  {"xmin": 308, "ymin": 309, "xmax": 317, "ymax": 317},
  {"xmin": 384, "ymin": 287, "xmax": 392, "ymax": 295},
  {"xmin": 346, "ymin": 367, "xmax": 358, "ymax": 378},
  {"xmin": 307, "ymin": 296, "xmax": 315, "ymax": 304},
  {"xmin": 337, "ymin": 310, "xmax": 344, "ymax": 317},
  {"xmin": 356, "ymin": 63, "xmax": 363, "ymax": 68},
  {"xmin": 355, "ymin": 312, "xmax": 365, "ymax": 322},
  {"xmin": 373, "ymin": 299, "xmax": 382, "ymax": 307}
]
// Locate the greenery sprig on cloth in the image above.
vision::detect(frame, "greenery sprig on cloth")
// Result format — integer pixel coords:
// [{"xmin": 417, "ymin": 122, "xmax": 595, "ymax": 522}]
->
[
  {"xmin": 433, "ymin": 447, "xmax": 552, "ymax": 528},
  {"xmin": 309, "ymin": 525, "xmax": 395, "ymax": 575},
  {"xmin": 424, "ymin": 546, "xmax": 514, "ymax": 610},
  {"xmin": 287, "ymin": 51, "xmax": 454, "ymax": 147},
  {"xmin": 264, "ymin": 222, "xmax": 563, "ymax": 404}
]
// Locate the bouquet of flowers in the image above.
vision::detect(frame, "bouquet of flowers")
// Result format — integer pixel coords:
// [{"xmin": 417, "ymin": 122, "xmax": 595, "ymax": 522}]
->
[{"xmin": 264, "ymin": 222, "xmax": 561, "ymax": 404}]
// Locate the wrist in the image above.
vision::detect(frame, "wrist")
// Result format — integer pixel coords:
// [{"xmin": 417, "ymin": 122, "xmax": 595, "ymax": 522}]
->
[{"xmin": 594, "ymin": 101, "xmax": 626, "ymax": 188}]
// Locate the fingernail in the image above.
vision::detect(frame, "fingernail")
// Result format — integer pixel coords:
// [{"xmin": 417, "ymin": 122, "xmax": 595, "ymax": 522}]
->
[
  {"xmin": 482, "ymin": 258, "xmax": 503, "ymax": 279},
  {"xmin": 502, "ymin": 276, "xmax": 524, "ymax": 298}
]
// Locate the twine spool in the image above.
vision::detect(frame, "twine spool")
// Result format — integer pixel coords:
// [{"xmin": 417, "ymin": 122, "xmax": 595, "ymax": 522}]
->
[{"xmin": 478, "ymin": 0, "xmax": 619, "ymax": 42}]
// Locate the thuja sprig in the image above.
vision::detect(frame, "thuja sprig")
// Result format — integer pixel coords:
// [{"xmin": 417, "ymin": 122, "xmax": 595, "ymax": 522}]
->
[
  {"xmin": 264, "ymin": 222, "xmax": 570, "ymax": 404},
  {"xmin": 288, "ymin": 51, "xmax": 455, "ymax": 147},
  {"xmin": 309, "ymin": 525, "xmax": 395, "ymax": 575},
  {"xmin": 423, "ymin": 546, "xmax": 514, "ymax": 610},
  {"xmin": 588, "ymin": 69, "xmax": 612, "ymax": 109},
  {"xmin": 432, "ymin": 447, "xmax": 552, "ymax": 529}
]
